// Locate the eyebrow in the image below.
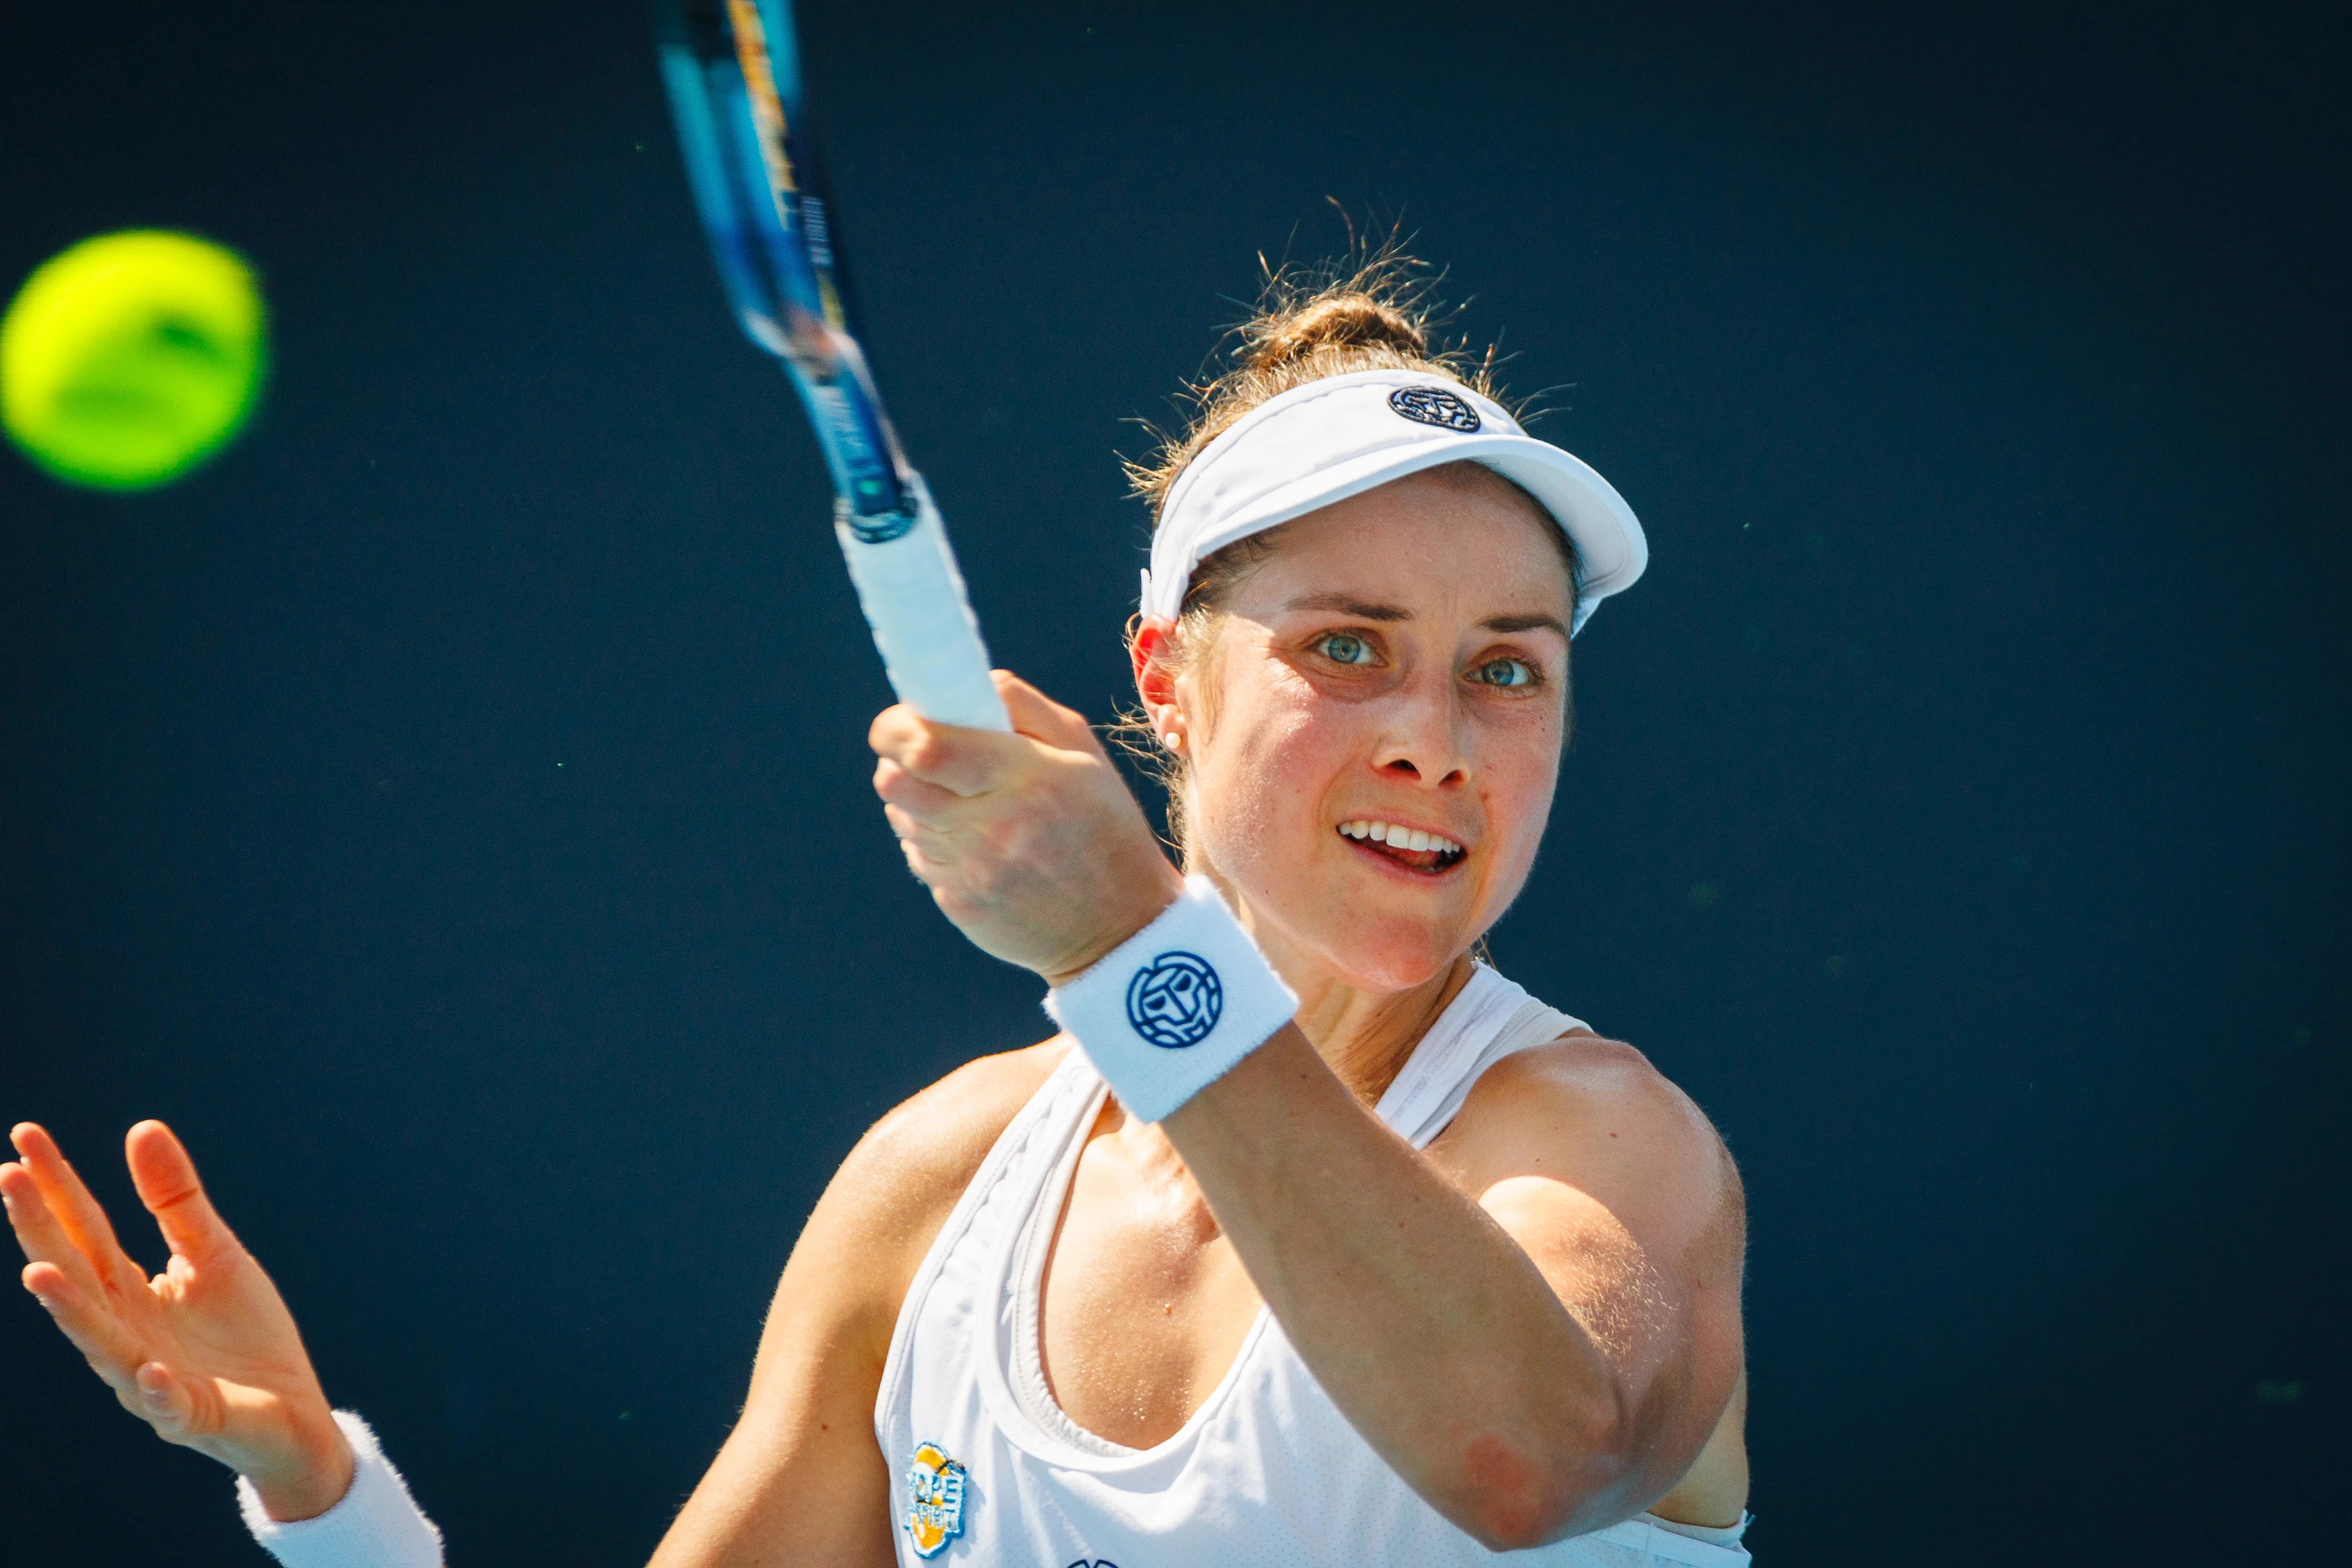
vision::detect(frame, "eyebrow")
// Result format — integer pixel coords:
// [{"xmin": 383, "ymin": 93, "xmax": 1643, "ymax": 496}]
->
[
  {"xmin": 1482, "ymin": 611, "xmax": 1570, "ymax": 639},
  {"xmin": 1283, "ymin": 592, "xmax": 1411, "ymax": 622},
  {"xmin": 1281, "ymin": 592, "xmax": 1569, "ymax": 641}
]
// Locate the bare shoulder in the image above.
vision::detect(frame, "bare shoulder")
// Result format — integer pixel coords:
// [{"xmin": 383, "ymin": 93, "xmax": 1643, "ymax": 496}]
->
[
  {"xmin": 745, "ymin": 1036, "xmax": 1069, "ymax": 1399},
  {"xmin": 822, "ymin": 1038, "xmax": 1072, "ymax": 1292},
  {"xmin": 1441, "ymin": 1031, "xmax": 1744, "ymax": 1261},
  {"xmin": 680, "ymin": 1041, "xmax": 1071, "ymax": 1564}
]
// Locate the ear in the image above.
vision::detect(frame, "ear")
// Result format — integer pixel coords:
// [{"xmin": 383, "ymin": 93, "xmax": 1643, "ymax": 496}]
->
[{"xmin": 1129, "ymin": 616, "xmax": 1186, "ymax": 748}]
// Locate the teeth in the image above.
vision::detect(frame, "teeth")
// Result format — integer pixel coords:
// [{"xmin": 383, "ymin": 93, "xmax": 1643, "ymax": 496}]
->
[{"xmin": 1338, "ymin": 820, "xmax": 1463, "ymax": 857}]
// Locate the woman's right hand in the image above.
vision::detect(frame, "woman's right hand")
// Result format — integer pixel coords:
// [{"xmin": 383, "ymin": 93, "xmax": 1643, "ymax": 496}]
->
[{"xmin": 2, "ymin": 1120, "xmax": 355, "ymax": 1521}]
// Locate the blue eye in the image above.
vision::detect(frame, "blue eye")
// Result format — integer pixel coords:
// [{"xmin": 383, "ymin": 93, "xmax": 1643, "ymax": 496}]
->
[
  {"xmin": 1473, "ymin": 658, "xmax": 1536, "ymax": 688},
  {"xmin": 1319, "ymin": 632, "xmax": 1378, "ymax": 665}
]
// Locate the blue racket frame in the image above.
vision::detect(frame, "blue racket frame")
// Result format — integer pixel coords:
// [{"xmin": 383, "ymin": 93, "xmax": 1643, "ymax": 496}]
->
[
  {"xmin": 652, "ymin": 0, "xmax": 1009, "ymax": 731},
  {"xmin": 656, "ymin": 0, "xmax": 916, "ymax": 540}
]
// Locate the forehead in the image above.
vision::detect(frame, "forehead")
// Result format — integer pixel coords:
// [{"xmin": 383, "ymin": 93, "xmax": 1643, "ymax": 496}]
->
[{"xmin": 1222, "ymin": 467, "xmax": 1575, "ymax": 622}]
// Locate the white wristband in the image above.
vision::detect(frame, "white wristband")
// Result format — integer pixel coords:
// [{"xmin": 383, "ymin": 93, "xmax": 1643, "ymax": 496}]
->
[
  {"xmin": 238, "ymin": 1411, "xmax": 445, "ymax": 1568},
  {"xmin": 1044, "ymin": 875, "xmax": 1297, "ymax": 1123}
]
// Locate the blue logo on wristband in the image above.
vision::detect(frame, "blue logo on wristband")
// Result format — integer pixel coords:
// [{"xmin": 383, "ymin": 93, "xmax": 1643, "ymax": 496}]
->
[{"xmin": 1126, "ymin": 952, "xmax": 1223, "ymax": 1048}]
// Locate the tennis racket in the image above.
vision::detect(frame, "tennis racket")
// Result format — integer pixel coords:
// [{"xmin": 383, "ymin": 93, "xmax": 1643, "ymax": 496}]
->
[{"xmin": 654, "ymin": 0, "xmax": 1009, "ymax": 731}]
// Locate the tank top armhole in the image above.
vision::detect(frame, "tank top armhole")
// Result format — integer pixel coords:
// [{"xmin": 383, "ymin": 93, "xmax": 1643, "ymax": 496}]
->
[
  {"xmin": 1006, "ymin": 1099, "xmax": 1140, "ymax": 1459},
  {"xmin": 1644, "ymin": 1509, "xmax": 1752, "ymax": 1547},
  {"xmin": 873, "ymin": 1050, "xmax": 1096, "ymax": 1445}
]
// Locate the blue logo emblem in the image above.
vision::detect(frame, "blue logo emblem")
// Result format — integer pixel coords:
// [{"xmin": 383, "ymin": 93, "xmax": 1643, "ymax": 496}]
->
[
  {"xmin": 903, "ymin": 1441, "xmax": 967, "ymax": 1557},
  {"xmin": 1126, "ymin": 951, "xmax": 1223, "ymax": 1048},
  {"xmin": 1388, "ymin": 385, "xmax": 1482, "ymax": 432}
]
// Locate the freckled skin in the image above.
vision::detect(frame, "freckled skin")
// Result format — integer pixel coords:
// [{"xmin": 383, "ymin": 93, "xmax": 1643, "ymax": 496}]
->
[
  {"xmin": 1169, "ymin": 477, "xmax": 1571, "ymax": 994},
  {"xmin": 1463, "ymin": 1432, "xmax": 1551, "ymax": 1547},
  {"xmin": 1039, "ymin": 474, "xmax": 1600, "ymax": 1453},
  {"xmin": 1026, "ymin": 474, "xmax": 1747, "ymax": 1541},
  {"xmin": 7, "ymin": 469, "xmax": 1747, "ymax": 1567}
]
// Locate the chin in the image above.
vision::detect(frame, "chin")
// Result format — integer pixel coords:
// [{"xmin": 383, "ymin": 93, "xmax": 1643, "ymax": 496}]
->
[
  {"xmin": 1202, "ymin": 835, "xmax": 1498, "ymax": 995},
  {"xmin": 1330, "ymin": 925, "xmax": 1472, "ymax": 991},
  {"xmin": 1269, "ymin": 891, "xmax": 1479, "ymax": 992}
]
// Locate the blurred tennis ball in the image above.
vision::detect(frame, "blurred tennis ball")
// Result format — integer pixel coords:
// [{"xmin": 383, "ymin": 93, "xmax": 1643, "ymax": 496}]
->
[{"xmin": 1, "ymin": 230, "xmax": 268, "ymax": 491}]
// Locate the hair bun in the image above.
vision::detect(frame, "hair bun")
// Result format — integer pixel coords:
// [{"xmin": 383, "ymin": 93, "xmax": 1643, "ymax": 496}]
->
[
  {"xmin": 1245, "ymin": 292, "xmax": 1429, "ymax": 373},
  {"xmin": 1128, "ymin": 247, "xmax": 1502, "ymax": 517}
]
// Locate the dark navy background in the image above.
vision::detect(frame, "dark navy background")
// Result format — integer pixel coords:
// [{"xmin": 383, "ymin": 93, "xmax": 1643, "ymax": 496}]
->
[{"xmin": 4, "ymin": 2, "xmax": 2345, "ymax": 1562}]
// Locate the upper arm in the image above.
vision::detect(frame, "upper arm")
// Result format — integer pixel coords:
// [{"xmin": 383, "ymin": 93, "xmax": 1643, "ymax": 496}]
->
[
  {"xmin": 1444, "ymin": 1038, "xmax": 1746, "ymax": 1498},
  {"xmin": 648, "ymin": 1044, "xmax": 1063, "ymax": 1568}
]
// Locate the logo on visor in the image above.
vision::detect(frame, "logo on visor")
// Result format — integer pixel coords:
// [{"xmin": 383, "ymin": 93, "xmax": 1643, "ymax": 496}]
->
[
  {"xmin": 1388, "ymin": 385, "xmax": 1482, "ymax": 432},
  {"xmin": 1126, "ymin": 952, "xmax": 1223, "ymax": 1048}
]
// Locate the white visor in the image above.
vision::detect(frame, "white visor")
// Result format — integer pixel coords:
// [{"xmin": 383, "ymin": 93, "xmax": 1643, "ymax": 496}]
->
[{"xmin": 1142, "ymin": 368, "xmax": 1646, "ymax": 635}]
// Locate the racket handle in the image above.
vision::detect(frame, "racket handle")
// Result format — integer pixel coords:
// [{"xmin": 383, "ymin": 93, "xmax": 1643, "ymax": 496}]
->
[{"xmin": 834, "ymin": 475, "xmax": 1011, "ymax": 732}]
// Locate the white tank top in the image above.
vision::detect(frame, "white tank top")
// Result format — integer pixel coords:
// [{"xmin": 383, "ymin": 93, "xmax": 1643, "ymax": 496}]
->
[{"xmin": 874, "ymin": 963, "xmax": 1754, "ymax": 1566}]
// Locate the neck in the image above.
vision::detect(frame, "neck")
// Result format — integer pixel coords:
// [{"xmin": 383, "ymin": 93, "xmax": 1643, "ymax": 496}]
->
[{"xmin": 1222, "ymin": 882, "xmax": 1480, "ymax": 1107}]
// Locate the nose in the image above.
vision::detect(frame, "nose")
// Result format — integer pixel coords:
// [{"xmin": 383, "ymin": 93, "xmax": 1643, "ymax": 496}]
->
[{"xmin": 1370, "ymin": 668, "xmax": 1470, "ymax": 788}]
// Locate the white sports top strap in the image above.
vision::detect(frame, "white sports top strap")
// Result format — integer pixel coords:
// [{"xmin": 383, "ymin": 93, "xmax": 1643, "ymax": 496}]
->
[{"xmin": 1375, "ymin": 962, "xmax": 1589, "ymax": 1147}]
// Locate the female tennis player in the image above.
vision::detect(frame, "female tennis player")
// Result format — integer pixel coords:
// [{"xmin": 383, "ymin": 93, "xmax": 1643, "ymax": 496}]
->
[{"xmin": 6, "ymin": 266, "xmax": 1752, "ymax": 1566}]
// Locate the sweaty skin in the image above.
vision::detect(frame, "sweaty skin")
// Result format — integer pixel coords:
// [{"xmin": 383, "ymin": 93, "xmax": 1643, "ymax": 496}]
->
[{"xmin": 7, "ymin": 469, "xmax": 1746, "ymax": 1564}]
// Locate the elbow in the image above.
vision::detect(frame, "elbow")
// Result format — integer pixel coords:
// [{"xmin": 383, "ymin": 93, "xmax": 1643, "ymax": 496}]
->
[{"xmin": 1451, "ymin": 1417, "xmax": 1635, "ymax": 1552}]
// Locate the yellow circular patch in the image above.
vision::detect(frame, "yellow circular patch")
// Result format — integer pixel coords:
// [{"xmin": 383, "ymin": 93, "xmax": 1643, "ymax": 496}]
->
[{"xmin": 1, "ymin": 230, "xmax": 267, "ymax": 491}]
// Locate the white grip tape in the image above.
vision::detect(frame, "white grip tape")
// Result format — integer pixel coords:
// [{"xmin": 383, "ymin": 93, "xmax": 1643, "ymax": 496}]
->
[
  {"xmin": 835, "ymin": 476, "xmax": 1009, "ymax": 732},
  {"xmin": 1044, "ymin": 875, "xmax": 1298, "ymax": 1123},
  {"xmin": 238, "ymin": 1411, "xmax": 444, "ymax": 1568}
]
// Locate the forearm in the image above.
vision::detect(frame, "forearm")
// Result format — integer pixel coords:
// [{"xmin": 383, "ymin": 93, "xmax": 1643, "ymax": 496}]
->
[{"xmin": 1160, "ymin": 1028, "xmax": 1637, "ymax": 1545}]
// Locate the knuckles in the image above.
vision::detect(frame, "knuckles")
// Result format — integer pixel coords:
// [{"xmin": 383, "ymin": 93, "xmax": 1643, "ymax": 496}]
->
[
  {"xmin": 865, "ymin": 676, "xmax": 1164, "ymax": 973},
  {"xmin": 872, "ymin": 757, "xmax": 918, "ymax": 805},
  {"xmin": 899, "ymin": 729, "xmax": 956, "ymax": 780}
]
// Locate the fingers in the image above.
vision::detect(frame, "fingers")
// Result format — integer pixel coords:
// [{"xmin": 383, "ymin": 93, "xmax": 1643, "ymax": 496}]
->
[
  {"xmin": 7, "ymin": 1197, "xmax": 149, "ymax": 1392},
  {"xmin": 126, "ymin": 1121, "xmax": 239, "ymax": 1267},
  {"xmin": 888, "ymin": 821, "xmax": 952, "ymax": 891},
  {"xmin": 867, "ymin": 672, "xmax": 1102, "ymax": 798},
  {"xmin": 4, "ymin": 1159, "xmax": 84, "ymax": 1289},
  {"xmin": 133, "ymin": 1360, "xmax": 208, "ymax": 1439},
  {"xmin": 6, "ymin": 1163, "xmax": 107, "ymax": 1317},
  {"xmin": 4, "ymin": 1159, "xmax": 66, "ymax": 1266},
  {"xmin": 873, "ymin": 752, "xmax": 988, "ymax": 884},
  {"xmin": 880, "ymin": 802, "xmax": 950, "ymax": 867},
  {"xmin": 7, "ymin": 1125, "xmax": 141, "ymax": 1291},
  {"xmin": 872, "ymin": 754, "xmax": 974, "ymax": 829},
  {"xmin": 3, "ymin": 1163, "xmax": 91, "ymax": 1306},
  {"xmin": 6, "ymin": 1126, "xmax": 164, "ymax": 1392},
  {"xmin": 992, "ymin": 671, "xmax": 1102, "ymax": 754},
  {"xmin": 868, "ymin": 707, "xmax": 1015, "ymax": 798}
]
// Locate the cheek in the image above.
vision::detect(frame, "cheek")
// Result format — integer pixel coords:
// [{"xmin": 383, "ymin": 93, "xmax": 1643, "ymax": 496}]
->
[
  {"xmin": 1477, "ymin": 710, "xmax": 1563, "ymax": 851},
  {"xmin": 1188, "ymin": 682, "xmax": 1354, "ymax": 867},
  {"xmin": 1477, "ymin": 750, "xmax": 1561, "ymax": 891}
]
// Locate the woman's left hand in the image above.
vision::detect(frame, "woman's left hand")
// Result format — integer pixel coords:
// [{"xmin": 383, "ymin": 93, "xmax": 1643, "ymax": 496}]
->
[
  {"xmin": 871, "ymin": 671, "xmax": 1185, "ymax": 986},
  {"xmin": 3, "ymin": 1121, "xmax": 355, "ymax": 1521}
]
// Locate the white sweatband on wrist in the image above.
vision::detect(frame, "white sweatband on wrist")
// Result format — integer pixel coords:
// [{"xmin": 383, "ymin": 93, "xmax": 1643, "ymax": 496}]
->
[
  {"xmin": 238, "ymin": 1411, "xmax": 445, "ymax": 1568},
  {"xmin": 1043, "ymin": 875, "xmax": 1297, "ymax": 1123}
]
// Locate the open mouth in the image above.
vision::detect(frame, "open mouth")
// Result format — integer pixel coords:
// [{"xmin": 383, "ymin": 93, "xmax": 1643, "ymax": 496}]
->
[{"xmin": 1338, "ymin": 818, "xmax": 1467, "ymax": 875}]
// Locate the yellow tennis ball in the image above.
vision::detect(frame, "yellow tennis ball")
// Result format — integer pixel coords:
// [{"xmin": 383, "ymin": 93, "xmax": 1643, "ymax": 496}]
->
[{"xmin": 1, "ymin": 230, "xmax": 268, "ymax": 491}]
